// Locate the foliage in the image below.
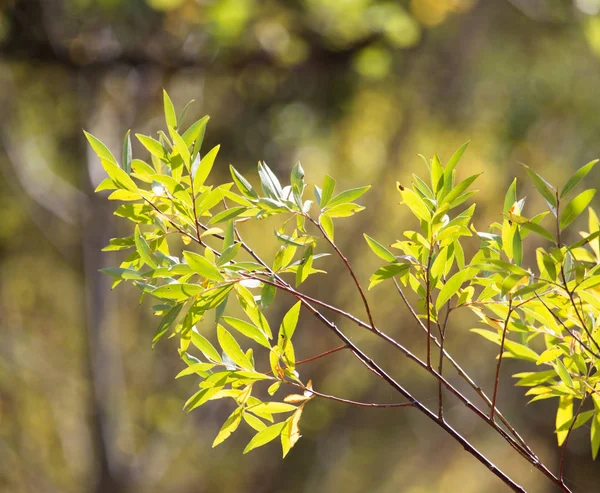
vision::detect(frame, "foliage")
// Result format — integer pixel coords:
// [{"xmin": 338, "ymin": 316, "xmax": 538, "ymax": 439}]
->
[{"xmin": 88, "ymin": 92, "xmax": 600, "ymax": 490}]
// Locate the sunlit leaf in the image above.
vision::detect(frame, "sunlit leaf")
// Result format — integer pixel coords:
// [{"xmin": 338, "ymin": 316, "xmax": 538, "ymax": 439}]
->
[
  {"xmin": 561, "ymin": 160, "xmax": 598, "ymax": 198},
  {"xmin": 243, "ymin": 422, "xmax": 286, "ymax": 454},
  {"xmin": 364, "ymin": 234, "xmax": 396, "ymax": 262},
  {"xmin": 217, "ymin": 324, "xmax": 253, "ymax": 370},
  {"xmin": 560, "ymin": 189, "xmax": 596, "ymax": 231}
]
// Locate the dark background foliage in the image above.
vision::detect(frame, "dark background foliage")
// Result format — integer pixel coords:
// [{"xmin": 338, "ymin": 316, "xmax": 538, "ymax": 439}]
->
[{"xmin": 2, "ymin": 0, "xmax": 600, "ymax": 492}]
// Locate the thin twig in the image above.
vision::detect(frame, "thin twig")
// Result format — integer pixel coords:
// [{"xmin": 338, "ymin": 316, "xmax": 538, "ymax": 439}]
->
[
  {"xmin": 393, "ymin": 279, "xmax": 537, "ymax": 457},
  {"xmin": 307, "ymin": 215, "xmax": 376, "ymax": 330},
  {"xmin": 426, "ymin": 247, "xmax": 434, "ymax": 368},
  {"xmin": 491, "ymin": 299, "xmax": 512, "ymax": 421},
  {"xmin": 264, "ymin": 345, "xmax": 348, "ymax": 376},
  {"xmin": 535, "ymin": 293, "xmax": 600, "ymax": 359},
  {"xmin": 205, "ymin": 218, "xmax": 563, "ymax": 492},
  {"xmin": 283, "ymin": 381, "xmax": 415, "ymax": 409}
]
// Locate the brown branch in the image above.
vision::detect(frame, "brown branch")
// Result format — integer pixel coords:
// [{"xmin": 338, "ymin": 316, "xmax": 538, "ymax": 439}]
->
[
  {"xmin": 200, "ymin": 217, "xmax": 567, "ymax": 491},
  {"xmin": 393, "ymin": 279, "xmax": 537, "ymax": 457},
  {"xmin": 307, "ymin": 215, "xmax": 376, "ymax": 330},
  {"xmin": 265, "ymin": 345, "xmax": 348, "ymax": 376},
  {"xmin": 230, "ymin": 229, "xmax": 529, "ymax": 491},
  {"xmin": 426, "ymin": 247, "xmax": 434, "ymax": 368},
  {"xmin": 535, "ymin": 293, "xmax": 600, "ymax": 359},
  {"xmin": 283, "ymin": 381, "xmax": 415, "ymax": 409},
  {"xmin": 491, "ymin": 300, "xmax": 513, "ymax": 421}
]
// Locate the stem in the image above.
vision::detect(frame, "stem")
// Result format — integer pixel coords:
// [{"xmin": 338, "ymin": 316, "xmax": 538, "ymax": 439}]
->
[
  {"xmin": 283, "ymin": 381, "xmax": 415, "ymax": 409},
  {"xmin": 256, "ymin": 272, "xmax": 559, "ymax": 485},
  {"xmin": 144, "ymin": 197, "xmax": 199, "ymax": 244},
  {"xmin": 555, "ymin": 192, "xmax": 600, "ymax": 355},
  {"xmin": 203, "ymin": 219, "xmax": 568, "ymax": 492},
  {"xmin": 394, "ymin": 280, "xmax": 536, "ymax": 456},
  {"xmin": 265, "ymin": 344, "xmax": 348, "ymax": 376},
  {"xmin": 308, "ymin": 215, "xmax": 376, "ymax": 330},
  {"xmin": 437, "ymin": 304, "xmax": 450, "ymax": 419},
  {"xmin": 491, "ymin": 300, "xmax": 512, "ymax": 421},
  {"xmin": 426, "ymin": 247, "xmax": 434, "ymax": 368},
  {"xmin": 535, "ymin": 293, "xmax": 600, "ymax": 359}
]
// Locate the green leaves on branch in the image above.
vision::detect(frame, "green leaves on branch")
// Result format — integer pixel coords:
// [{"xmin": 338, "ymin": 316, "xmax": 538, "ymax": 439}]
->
[{"xmin": 90, "ymin": 94, "xmax": 600, "ymax": 463}]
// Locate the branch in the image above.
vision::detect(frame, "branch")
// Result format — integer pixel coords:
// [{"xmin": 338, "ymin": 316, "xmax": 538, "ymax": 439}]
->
[
  {"xmin": 308, "ymin": 215, "xmax": 376, "ymax": 329},
  {"xmin": 491, "ymin": 300, "xmax": 513, "ymax": 421},
  {"xmin": 394, "ymin": 279, "xmax": 537, "ymax": 457},
  {"xmin": 283, "ymin": 381, "xmax": 415, "ymax": 409}
]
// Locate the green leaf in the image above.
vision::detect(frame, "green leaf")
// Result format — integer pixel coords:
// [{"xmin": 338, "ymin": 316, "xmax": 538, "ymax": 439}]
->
[
  {"xmin": 230, "ymin": 165, "xmax": 258, "ymax": 199},
  {"xmin": 556, "ymin": 410, "xmax": 595, "ymax": 432},
  {"xmin": 501, "ymin": 273, "xmax": 524, "ymax": 297},
  {"xmin": 170, "ymin": 129, "xmax": 191, "ymax": 168},
  {"xmin": 217, "ymin": 324, "xmax": 253, "ymax": 369},
  {"xmin": 212, "ymin": 408, "xmax": 243, "ymax": 447},
  {"xmin": 152, "ymin": 283, "xmax": 203, "ymax": 301},
  {"xmin": 319, "ymin": 214, "xmax": 334, "ymax": 241},
  {"xmin": 222, "ymin": 317, "xmax": 270, "ymax": 348},
  {"xmin": 322, "ymin": 203, "xmax": 365, "ymax": 218},
  {"xmin": 520, "ymin": 221, "xmax": 555, "ymax": 242},
  {"xmin": 193, "ymin": 144, "xmax": 220, "ymax": 190},
  {"xmin": 134, "ymin": 225, "xmax": 158, "ymax": 268},
  {"xmin": 513, "ymin": 227, "xmax": 522, "ymax": 266},
  {"xmin": 555, "ymin": 359, "xmax": 573, "ymax": 388},
  {"xmin": 218, "ymin": 243, "xmax": 241, "ymax": 266},
  {"xmin": 182, "ymin": 115, "xmax": 209, "ymax": 149},
  {"xmin": 290, "ymin": 162, "xmax": 305, "ymax": 194},
  {"xmin": 185, "ymin": 387, "xmax": 224, "ymax": 412},
  {"xmin": 99, "ymin": 267, "xmax": 145, "ymax": 280},
  {"xmin": 436, "ymin": 270, "xmax": 469, "ymax": 311},
  {"xmin": 431, "ymin": 154, "xmax": 443, "ymax": 193},
  {"xmin": 397, "ymin": 186, "xmax": 431, "ymax": 221},
  {"xmin": 536, "ymin": 347, "xmax": 562, "ymax": 365},
  {"xmin": 320, "ymin": 175, "xmax": 336, "ymax": 208},
  {"xmin": 163, "ymin": 89, "xmax": 177, "ymax": 129},
  {"xmin": 441, "ymin": 173, "xmax": 481, "ymax": 207},
  {"xmin": 369, "ymin": 263, "xmax": 410, "ymax": 290},
  {"xmin": 243, "ymin": 421, "xmax": 287, "ymax": 454},
  {"xmin": 183, "ymin": 251, "xmax": 225, "ymax": 282},
  {"xmin": 175, "ymin": 362, "xmax": 215, "ymax": 378},
  {"xmin": 296, "ymin": 247, "xmax": 313, "ymax": 286},
  {"xmin": 84, "ymin": 131, "xmax": 118, "ymax": 164},
  {"xmin": 244, "ymin": 412, "xmax": 267, "ymax": 431},
  {"xmin": 364, "ymin": 234, "xmax": 396, "ymax": 263},
  {"xmin": 561, "ymin": 159, "xmax": 598, "ymax": 198},
  {"xmin": 280, "ymin": 301, "xmax": 301, "ymax": 344},
  {"xmin": 208, "ymin": 206, "xmax": 247, "ymax": 225},
  {"xmin": 258, "ymin": 162, "xmax": 283, "ymax": 199},
  {"xmin": 445, "ymin": 141, "xmax": 470, "ymax": 180},
  {"xmin": 592, "ymin": 411, "xmax": 600, "ymax": 459},
  {"xmin": 136, "ymin": 134, "xmax": 167, "ymax": 161},
  {"xmin": 100, "ymin": 157, "xmax": 139, "ymax": 193},
  {"xmin": 560, "ymin": 189, "xmax": 596, "ymax": 231},
  {"xmin": 177, "ymin": 99, "xmax": 195, "ymax": 128},
  {"xmin": 504, "ymin": 178, "xmax": 517, "ymax": 214},
  {"xmin": 523, "ymin": 165, "xmax": 557, "ymax": 207},
  {"xmin": 191, "ymin": 329, "xmax": 222, "ymax": 362},
  {"xmin": 153, "ymin": 304, "xmax": 183, "ymax": 346},
  {"xmin": 326, "ymin": 186, "xmax": 371, "ymax": 209},
  {"xmin": 556, "ymin": 396, "xmax": 573, "ymax": 446},
  {"xmin": 503, "ymin": 339, "xmax": 540, "ymax": 362},
  {"xmin": 122, "ymin": 130, "xmax": 132, "ymax": 174}
]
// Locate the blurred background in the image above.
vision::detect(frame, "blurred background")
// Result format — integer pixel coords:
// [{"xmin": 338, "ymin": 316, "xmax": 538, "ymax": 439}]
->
[{"xmin": 2, "ymin": 0, "xmax": 600, "ymax": 492}]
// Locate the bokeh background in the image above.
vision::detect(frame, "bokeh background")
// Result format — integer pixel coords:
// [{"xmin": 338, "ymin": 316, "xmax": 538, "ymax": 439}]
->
[{"xmin": 2, "ymin": 0, "xmax": 600, "ymax": 492}]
